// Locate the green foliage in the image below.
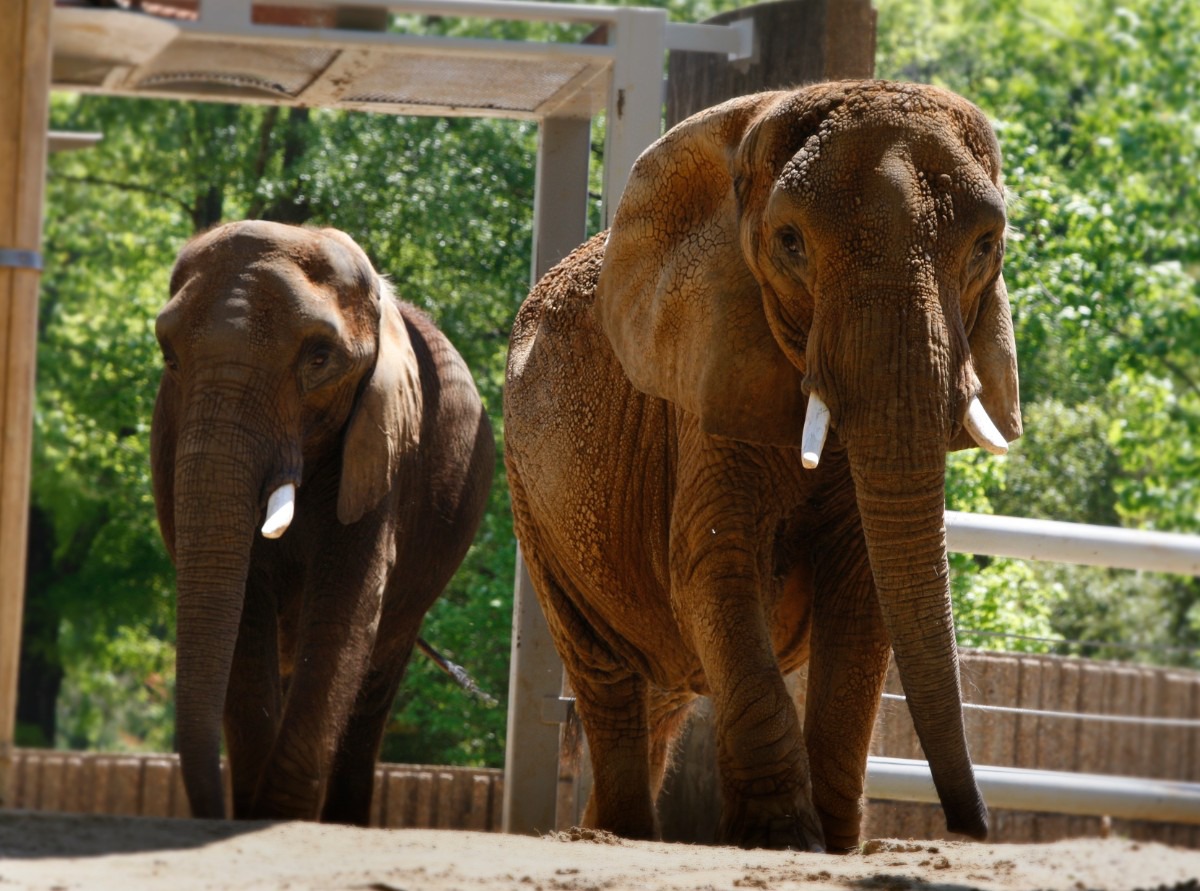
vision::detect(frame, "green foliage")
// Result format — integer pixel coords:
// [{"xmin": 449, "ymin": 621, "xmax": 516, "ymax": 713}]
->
[
  {"xmin": 35, "ymin": 96, "xmax": 532, "ymax": 764},
  {"xmin": 879, "ymin": 0, "xmax": 1200, "ymax": 666}
]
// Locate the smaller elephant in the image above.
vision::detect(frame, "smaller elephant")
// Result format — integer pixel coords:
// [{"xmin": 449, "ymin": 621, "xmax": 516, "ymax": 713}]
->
[{"xmin": 151, "ymin": 220, "xmax": 494, "ymax": 823}]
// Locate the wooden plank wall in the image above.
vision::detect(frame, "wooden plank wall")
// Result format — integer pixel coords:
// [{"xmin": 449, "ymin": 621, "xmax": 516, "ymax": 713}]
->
[
  {"xmin": 5, "ymin": 751, "xmax": 504, "ymax": 832},
  {"xmin": 864, "ymin": 651, "xmax": 1200, "ymax": 847},
  {"xmin": 651, "ymin": 649, "xmax": 1200, "ymax": 847},
  {"xmin": 7, "ymin": 650, "xmax": 1197, "ymax": 846}
]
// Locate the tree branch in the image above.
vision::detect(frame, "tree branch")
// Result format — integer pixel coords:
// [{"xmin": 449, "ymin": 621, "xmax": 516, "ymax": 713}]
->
[{"xmin": 49, "ymin": 173, "xmax": 194, "ymax": 219}]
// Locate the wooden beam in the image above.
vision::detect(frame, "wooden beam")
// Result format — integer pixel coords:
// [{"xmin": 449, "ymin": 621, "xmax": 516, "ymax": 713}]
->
[
  {"xmin": 0, "ymin": 0, "xmax": 53, "ymax": 808},
  {"xmin": 665, "ymin": 0, "xmax": 876, "ymax": 128}
]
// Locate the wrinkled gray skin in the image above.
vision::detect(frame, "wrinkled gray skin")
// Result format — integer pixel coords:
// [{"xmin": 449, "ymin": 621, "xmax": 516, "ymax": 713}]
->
[
  {"xmin": 504, "ymin": 81, "xmax": 1021, "ymax": 851},
  {"xmin": 151, "ymin": 221, "xmax": 493, "ymax": 823}
]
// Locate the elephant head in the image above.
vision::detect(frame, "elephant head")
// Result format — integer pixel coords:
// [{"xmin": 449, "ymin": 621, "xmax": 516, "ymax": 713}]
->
[
  {"xmin": 595, "ymin": 80, "xmax": 1020, "ymax": 839},
  {"xmin": 150, "ymin": 220, "xmax": 421, "ymax": 818}
]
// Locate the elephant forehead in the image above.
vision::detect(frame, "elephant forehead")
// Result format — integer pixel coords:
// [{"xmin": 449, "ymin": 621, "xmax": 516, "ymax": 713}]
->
[
  {"xmin": 167, "ymin": 258, "xmax": 348, "ymax": 348},
  {"xmin": 773, "ymin": 122, "xmax": 1002, "ymax": 246}
]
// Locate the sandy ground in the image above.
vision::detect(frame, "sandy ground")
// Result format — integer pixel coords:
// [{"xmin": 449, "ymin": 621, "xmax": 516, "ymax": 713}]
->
[{"xmin": 1, "ymin": 811, "xmax": 1198, "ymax": 891}]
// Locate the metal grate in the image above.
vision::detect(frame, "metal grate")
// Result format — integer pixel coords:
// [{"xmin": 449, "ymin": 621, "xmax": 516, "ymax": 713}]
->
[
  {"xmin": 342, "ymin": 55, "xmax": 594, "ymax": 113},
  {"xmin": 135, "ymin": 38, "xmax": 338, "ymax": 99},
  {"xmin": 50, "ymin": 6, "xmax": 612, "ymax": 120}
]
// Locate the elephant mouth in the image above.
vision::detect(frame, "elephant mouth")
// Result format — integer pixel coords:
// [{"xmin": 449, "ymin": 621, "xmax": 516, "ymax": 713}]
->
[{"xmin": 798, "ymin": 390, "xmax": 1007, "ymax": 469}]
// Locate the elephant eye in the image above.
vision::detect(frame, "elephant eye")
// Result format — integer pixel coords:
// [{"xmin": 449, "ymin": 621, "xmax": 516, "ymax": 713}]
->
[
  {"xmin": 780, "ymin": 229, "xmax": 805, "ymax": 258},
  {"xmin": 973, "ymin": 233, "xmax": 1002, "ymax": 264},
  {"xmin": 300, "ymin": 340, "xmax": 345, "ymax": 391}
]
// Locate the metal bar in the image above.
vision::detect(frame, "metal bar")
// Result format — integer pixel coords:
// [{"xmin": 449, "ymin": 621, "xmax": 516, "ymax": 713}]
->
[
  {"xmin": 882, "ymin": 692, "xmax": 1200, "ymax": 728},
  {"xmin": 867, "ymin": 756, "xmax": 1200, "ymax": 825},
  {"xmin": 503, "ymin": 114, "xmax": 590, "ymax": 836},
  {"xmin": 945, "ymin": 510, "xmax": 1200, "ymax": 576},
  {"xmin": 0, "ymin": 249, "xmax": 42, "ymax": 271},
  {"xmin": 175, "ymin": 24, "xmax": 617, "ymax": 63},
  {"xmin": 602, "ymin": 6, "xmax": 667, "ymax": 225},
  {"xmin": 193, "ymin": 0, "xmax": 757, "ymax": 53},
  {"xmin": 664, "ymin": 19, "xmax": 753, "ymax": 59},
  {"xmin": 246, "ymin": 0, "xmax": 629, "ymax": 26}
]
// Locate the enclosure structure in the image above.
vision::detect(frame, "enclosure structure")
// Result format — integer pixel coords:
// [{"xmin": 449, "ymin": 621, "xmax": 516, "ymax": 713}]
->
[
  {"xmin": 0, "ymin": 0, "xmax": 881, "ymax": 830},
  {"xmin": 5, "ymin": 0, "xmax": 1198, "ymax": 846}
]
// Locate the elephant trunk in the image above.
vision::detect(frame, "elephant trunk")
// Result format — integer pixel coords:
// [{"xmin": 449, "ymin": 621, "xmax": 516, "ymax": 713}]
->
[
  {"xmin": 171, "ymin": 413, "xmax": 266, "ymax": 819},
  {"xmin": 848, "ymin": 457, "xmax": 988, "ymax": 839},
  {"xmin": 818, "ymin": 293, "xmax": 988, "ymax": 840}
]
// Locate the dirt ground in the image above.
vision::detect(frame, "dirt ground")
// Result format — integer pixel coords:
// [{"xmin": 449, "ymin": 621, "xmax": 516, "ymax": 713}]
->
[{"xmin": 2, "ymin": 812, "xmax": 1199, "ymax": 891}]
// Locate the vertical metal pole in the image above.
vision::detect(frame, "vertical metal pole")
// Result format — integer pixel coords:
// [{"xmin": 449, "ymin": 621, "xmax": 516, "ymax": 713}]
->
[
  {"xmin": 0, "ymin": 0, "xmax": 52, "ymax": 808},
  {"xmin": 502, "ymin": 113, "xmax": 591, "ymax": 835},
  {"xmin": 504, "ymin": 7, "xmax": 670, "ymax": 836},
  {"xmin": 602, "ymin": 6, "xmax": 668, "ymax": 225}
]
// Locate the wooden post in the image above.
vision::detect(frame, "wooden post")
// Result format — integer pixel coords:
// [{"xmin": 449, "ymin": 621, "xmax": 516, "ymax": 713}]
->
[
  {"xmin": 0, "ymin": 0, "xmax": 53, "ymax": 809},
  {"xmin": 665, "ymin": 0, "xmax": 875, "ymax": 128}
]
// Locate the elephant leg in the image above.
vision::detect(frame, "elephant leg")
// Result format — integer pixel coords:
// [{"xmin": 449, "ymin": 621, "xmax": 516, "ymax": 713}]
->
[
  {"xmin": 574, "ymin": 669, "xmax": 657, "ymax": 840},
  {"xmin": 647, "ymin": 691, "xmax": 695, "ymax": 804},
  {"xmin": 804, "ymin": 512, "xmax": 891, "ymax": 852},
  {"xmin": 704, "ymin": 631, "xmax": 821, "ymax": 851},
  {"xmin": 515, "ymin": 530, "xmax": 659, "ymax": 840},
  {"xmin": 669, "ymin": 474, "xmax": 823, "ymax": 850},
  {"xmin": 321, "ymin": 619, "xmax": 421, "ymax": 826},
  {"xmin": 223, "ymin": 569, "xmax": 282, "ymax": 819},
  {"xmin": 251, "ymin": 568, "xmax": 383, "ymax": 820}
]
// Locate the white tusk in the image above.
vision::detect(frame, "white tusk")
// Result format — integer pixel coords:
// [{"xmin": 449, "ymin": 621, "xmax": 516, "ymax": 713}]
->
[
  {"xmin": 964, "ymin": 396, "xmax": 1008, "ymax": 455},
  {"xmin": 801, "ymin": 392, "xmax": 831, "ymax": 469},
  {"xmin": 261, "ymin": 483, "xmax": 296, "ymax": 539}
]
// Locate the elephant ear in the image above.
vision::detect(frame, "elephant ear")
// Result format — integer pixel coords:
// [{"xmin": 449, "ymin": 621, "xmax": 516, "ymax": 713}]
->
[
  {"xmin": 594, "ymin": 91, "xmax": 809, "ymax": 447},
  {"xmin": 952, "ymin": 104, "xmax": 1022, "ymax": 451},
  {"xmin": 953, "ymin": 271, "xmax": 1022, "ymax": 450},
  {"xmin": 150, "ymin": 373, "xmax": 179, "ymax": 561},
  {"xmin": 338, "ymin": 282, "xmax": 423, "ymax": 525}
]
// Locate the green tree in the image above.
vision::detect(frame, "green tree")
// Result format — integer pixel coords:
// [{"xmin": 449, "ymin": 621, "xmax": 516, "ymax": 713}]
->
[
  {"xmin": 879, "ymin": 0, "xmax": 1200, "ymax": 665},
  {"xmin": 29, "ymin": 95, "xmax": 536, "ymax": 764}
]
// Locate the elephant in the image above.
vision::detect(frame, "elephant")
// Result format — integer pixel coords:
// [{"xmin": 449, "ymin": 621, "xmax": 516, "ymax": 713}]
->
[
  {"xmin": 503, "ymin": 80, "xmax": 1021, "ymax": 851},
  {"xmin": 151, "ymin": 220, "xmax": 494, "ymax": 823}
]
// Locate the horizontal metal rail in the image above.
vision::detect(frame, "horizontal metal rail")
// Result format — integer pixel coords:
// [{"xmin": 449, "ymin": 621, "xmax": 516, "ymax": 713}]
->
[
  {"xmin": 867, "ymin": 756, "xmax": 1200, "ymax": 825},
  {"xmin": 190, "ymin": 0, "xmax": 750, "ymax": 57},
  {"xmin": 945, "ymin": 510, "xmax": 1200, "ymax": 576},
  {"xmin": 881, "ymin": 692, "xmax": 1200, "ymax": 728}
]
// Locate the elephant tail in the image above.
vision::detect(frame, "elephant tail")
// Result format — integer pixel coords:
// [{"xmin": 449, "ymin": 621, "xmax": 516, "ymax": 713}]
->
[{"xmin": 416, "ymin": 637, "xmax": 498, "ymax": 706}]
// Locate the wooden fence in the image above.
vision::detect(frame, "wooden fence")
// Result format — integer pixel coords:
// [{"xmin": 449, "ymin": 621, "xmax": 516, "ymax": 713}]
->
[
  {"xmin": 5, "ymin": 751, "xmax": 503, "ymax": 831},
  {"xmin": 863, "ymin": 650, "xmax": 1200, "ymax": 848},
  {"xmin": 649, "ymin": 649, "xmax": 1200, "ymax": 848},
  {"xmin": 7, "ymin": 649, "xmax": 1198, "ymax": 848}
]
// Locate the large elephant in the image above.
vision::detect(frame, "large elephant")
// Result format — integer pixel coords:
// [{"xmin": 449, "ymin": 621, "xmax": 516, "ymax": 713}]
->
[
  {"xmin": 504, "ymin": 80, "xmax": 1020, "ymax": 851},
  {"xmin": 151, "ymin": 220, "xmax": 494, "ymax": 823}
]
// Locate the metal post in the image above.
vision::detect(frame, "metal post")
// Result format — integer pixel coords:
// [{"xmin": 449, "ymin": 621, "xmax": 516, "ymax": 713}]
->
[
  {"xmin": 0, "ymin": 0, "xmax": 52, "ymax": 808},
  {"xmin": 602, "ymin": 6, "xmax": 668, "ymax": 225},
  {"xmin": 503, "ymin": 113, "xmax": 591, "ymax": 835}
]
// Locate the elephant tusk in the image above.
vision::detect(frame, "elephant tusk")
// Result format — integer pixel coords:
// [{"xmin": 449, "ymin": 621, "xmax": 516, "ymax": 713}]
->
[
  {"xmin": 964, "ymin": 396, "xmax": 1008, "ymax": 455},
  {"xmin": 801, "ymin": 392, "xmax": 830, "ymax": 469},
  {"xmin": 261, "ymin": 483, "xmax": 296, "ymax": 539}
]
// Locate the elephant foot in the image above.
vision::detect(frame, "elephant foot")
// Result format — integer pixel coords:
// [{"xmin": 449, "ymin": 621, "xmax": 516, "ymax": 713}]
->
[
  {"xmin": 583, "ymin": 794, "xmax": 659, "ymax": 842},
  {"xmin": 250, "ymin": 774, "xmax": 323, "ymax": 821},
  {"xmin": 719, "ymin": 795, "xmax": 825, "ymax": 852}
]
